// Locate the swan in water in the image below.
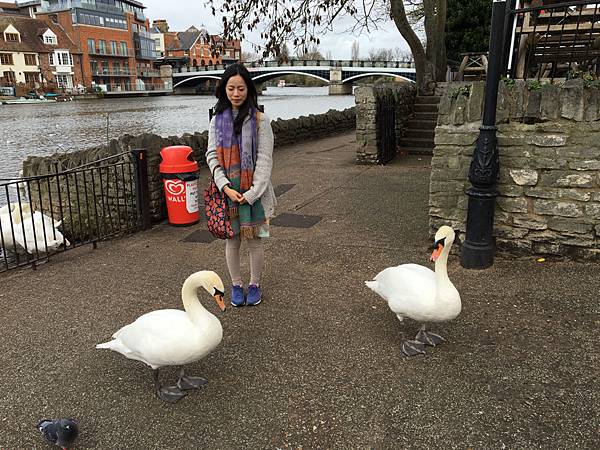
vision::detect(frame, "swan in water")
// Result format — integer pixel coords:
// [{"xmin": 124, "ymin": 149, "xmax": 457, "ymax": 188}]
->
[
  {"xmin": 365, "ymin": 226, "xmax": 461, "ymax": 356},
  {"xmin": 96, "ymin": 271, "xmax": 226, "ymax": 403},
  {"xmin": 0, "ymin": 203, "xmax": 69, "ymax": 254}
]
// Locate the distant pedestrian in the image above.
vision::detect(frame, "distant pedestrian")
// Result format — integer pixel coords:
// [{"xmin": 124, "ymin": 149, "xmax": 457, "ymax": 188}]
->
[{"xmin": 205, "ymin": 63, "xmax": 276, "ymax": 307}]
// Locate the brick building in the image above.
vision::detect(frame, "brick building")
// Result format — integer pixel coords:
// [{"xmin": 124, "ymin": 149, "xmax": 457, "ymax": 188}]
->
[
  {"xmin": 0, "ymin": 14, "xmax": 82, "ymax": 92},
  {"xmin": 35, "ymin": 0, "xmax": 160, "ymax": 92},
  {"xmin": 155, "ymin": 22, "xmax": 241, "ymax": 68}
]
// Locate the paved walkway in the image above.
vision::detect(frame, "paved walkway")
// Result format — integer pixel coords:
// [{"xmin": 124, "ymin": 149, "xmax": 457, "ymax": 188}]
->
[{"xmin": 1, "ymin": 132, "xmax": 599, "ymax": 449}]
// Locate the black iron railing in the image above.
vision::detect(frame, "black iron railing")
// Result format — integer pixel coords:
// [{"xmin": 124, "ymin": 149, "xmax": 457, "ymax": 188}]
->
[
  {"xmin": 376, "ymin": 100, "xmax": 397, "ymax": 164},
  {"xmin": 506, "ymin": 0, "xmax": 600, "ymax": 80},
  {"xmin": 0, "ymin": 150, "xmax": 150, "ymax": 273}
]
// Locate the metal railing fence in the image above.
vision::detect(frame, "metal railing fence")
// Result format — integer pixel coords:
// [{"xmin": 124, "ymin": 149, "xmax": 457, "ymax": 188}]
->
[{"xmin": 0, "ymin": 150, "xmax": 149, "ymax": 273}]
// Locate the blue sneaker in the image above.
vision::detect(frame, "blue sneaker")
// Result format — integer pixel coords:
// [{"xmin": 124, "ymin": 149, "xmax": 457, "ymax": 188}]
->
[
  {"xmin": 231, "ymin": 285, "xmax": 245, "ymax": 307},
  {"xmin": 246, "ymin": 284, "xmax": 262, "ymax": 306}
]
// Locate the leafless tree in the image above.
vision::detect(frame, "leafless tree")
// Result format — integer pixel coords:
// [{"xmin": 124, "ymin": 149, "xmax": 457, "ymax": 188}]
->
[
  {"xmin": 208, "ymin": 0, "xmax": 446, "ymax": 92},
  {"xmin": 351, "ymin": 40, "xmax": 360, "ymax": 60}
]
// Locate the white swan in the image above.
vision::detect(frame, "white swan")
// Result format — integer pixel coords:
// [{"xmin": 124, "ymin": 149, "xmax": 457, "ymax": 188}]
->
[
  {"xmin": 365, "ymin": 226, "xmax": 461, "ymax": 356},
  {"xmin": 0, "ymin": 202, "xmax": 69, "ymax": 254},
  {"xmin": 96, "ymin": 270, "xmax": 226, "ymax": 402}
]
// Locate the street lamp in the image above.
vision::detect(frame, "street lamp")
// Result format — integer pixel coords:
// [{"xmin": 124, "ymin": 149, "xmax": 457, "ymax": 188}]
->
[{"xmin": 460, "ymin": 0, "xmax": 508, "ymax": 269}]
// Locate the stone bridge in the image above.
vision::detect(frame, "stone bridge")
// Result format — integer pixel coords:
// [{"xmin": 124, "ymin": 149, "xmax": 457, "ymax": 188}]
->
[{"xmin": 171, "ymin": 60, "xmax": 416, "ymax": 95}]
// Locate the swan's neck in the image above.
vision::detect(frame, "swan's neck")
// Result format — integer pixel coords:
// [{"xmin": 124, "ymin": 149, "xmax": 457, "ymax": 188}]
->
[
  {"xmin": 181, "ymin": 279, "xmax": 212, "ymax": 324},
  {"xmin": 434, "ymin": 244, "xmax": 452, "ymax": 285}
]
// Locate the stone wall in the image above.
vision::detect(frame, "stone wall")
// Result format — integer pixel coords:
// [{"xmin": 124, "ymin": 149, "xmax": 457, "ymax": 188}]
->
[
  {"xmin": 431, "ymin": 79, "xmax": 600, "ymax": 261},
  {"xmin": 355, "ymin": 83, "xmax": 417, "ymax": 164},
  {"xmin": 22, "ymin": 108, "xmax": 356, "ymax": 237}
]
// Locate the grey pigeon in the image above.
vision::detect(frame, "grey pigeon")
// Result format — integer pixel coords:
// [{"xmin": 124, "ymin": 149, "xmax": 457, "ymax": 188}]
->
[{"xmin": 37, "ymin": 418, "xmax": 79, "ymax": 449}]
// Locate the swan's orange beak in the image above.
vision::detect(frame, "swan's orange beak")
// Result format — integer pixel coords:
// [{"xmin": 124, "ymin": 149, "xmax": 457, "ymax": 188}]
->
[
  {"xmin": 431, "ymin": 243, "xmax": 443, "ymax": 262},
  {"xmin": 214, "ymin": 294, "xmax": 226, "ymax": 311}
]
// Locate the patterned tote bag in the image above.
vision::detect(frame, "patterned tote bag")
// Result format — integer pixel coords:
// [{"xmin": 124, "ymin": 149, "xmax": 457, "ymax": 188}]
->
[{"xmin": 204, "ymin": 166, "xmax": 234, "ymax": 239}]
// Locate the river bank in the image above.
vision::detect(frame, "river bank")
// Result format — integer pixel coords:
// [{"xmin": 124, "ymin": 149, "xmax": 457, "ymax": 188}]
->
[{"xmin": 0, "ymin": 86, "xmax": 355, "ymax": 180}]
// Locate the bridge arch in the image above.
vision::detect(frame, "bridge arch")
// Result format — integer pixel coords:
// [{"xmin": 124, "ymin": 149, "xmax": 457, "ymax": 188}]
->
[
  {"xmin": 343, "ymin": 72, "xmax": 416, "ymax": 84},
  {"xmin": 173, "ymin": 74, "xmax": 221, "ymax": 89},
  {"xmin": 251, "ymin": 71, "xmax": 329, "ymax": 84}
]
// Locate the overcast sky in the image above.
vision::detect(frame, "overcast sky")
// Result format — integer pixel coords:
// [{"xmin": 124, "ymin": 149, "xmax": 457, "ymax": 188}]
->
[{"xmin": 141, "ymin": 0, "xmax": 411, "ymax": 60}]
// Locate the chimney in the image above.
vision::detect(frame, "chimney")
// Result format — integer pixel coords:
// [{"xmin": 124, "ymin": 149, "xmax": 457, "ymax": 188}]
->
[{"xmin": 153, "ymin": 19, "xmax": 169, "ymax": 33}]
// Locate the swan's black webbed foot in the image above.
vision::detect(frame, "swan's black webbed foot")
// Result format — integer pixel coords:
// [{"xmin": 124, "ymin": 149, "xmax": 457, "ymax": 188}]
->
[
  {"xmin": 416, "ymin": 327, "xmax": 445, "ymax": 347},
  {"xmin": 154, "ymin": 369, "xmax": 187, "ymax": 403},
  {"xmin": 401, "ymin": 340, "xmax": 426, "ymax": 356},
  {"xmin": 177, "ymin": 368, "xmax": 208, "ymax": 390}
]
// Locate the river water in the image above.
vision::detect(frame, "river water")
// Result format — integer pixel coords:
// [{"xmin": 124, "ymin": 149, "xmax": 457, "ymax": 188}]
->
[{"xmin": 0, "ymin": 86, "xmax": 355, "ymax": 180}]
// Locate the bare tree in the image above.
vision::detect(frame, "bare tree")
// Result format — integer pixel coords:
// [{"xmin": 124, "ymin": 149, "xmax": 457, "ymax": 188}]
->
[
  {"xmin": 351, "ymin": 40, "xmax": 360, "ymax": 61},
  {"xmin": 393, "ymin": 47, "xmax": 414, "ymax": 63},
  {"xmin": 296, "ymin": 44, "xmax": 324, "ymax": 61},
  {"xmin": 241, "ymin": 51, "xmax": 260, "ymax": 63},
  {"xmin": 208, "ymin": 0, "xmax": 447, "ymax": 92},
  {"xmin": 277, "ymin": 42, "xmax": 290, "ymax": 63},
  {"xmin": 368, "ymin": 48, "xmax": 396, "ymax": 61}
]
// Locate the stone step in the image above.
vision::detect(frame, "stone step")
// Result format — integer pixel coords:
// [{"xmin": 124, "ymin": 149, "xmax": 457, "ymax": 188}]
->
[
  {"xmin": 399, "ymin": 146, "xmax": 434, "ymax": 155},
  {"xmin": 404, "ymin": 128, "xmax": 435, "ymax": 139},
  {"xmin": 415, "ymin": 95, "xmax": 441, "ymax": 105},
  {"xmin": 407, "ymin": 119, "xmax": 437, "ymax": 130},
  {"xmin": 398, "ymin": 137, "xmax": 435, "ymax": 148},
  {"xmin": 412, "ymin": 112, "xmax": 438, "ymax": 121},
  {"xmin": 414, "ymin": 103, "xmax": 439, "ymax": 113}
]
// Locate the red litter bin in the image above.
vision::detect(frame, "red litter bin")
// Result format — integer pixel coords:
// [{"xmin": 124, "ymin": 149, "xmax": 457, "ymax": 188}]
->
[{"xmin": 159, "ymin": 145, "xmax": 199, "ymax": 226}]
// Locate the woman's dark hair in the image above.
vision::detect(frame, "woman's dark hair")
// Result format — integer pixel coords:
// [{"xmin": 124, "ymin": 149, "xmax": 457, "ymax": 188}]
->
[{"xmin": 214, "ymin": 63, "xmax": 258, "ymax": 135}]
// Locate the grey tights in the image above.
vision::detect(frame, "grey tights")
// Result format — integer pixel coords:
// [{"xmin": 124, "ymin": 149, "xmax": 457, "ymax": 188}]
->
[{"xmin": 225, "ymin": 236, "xmax": 264, "ymax": 286}]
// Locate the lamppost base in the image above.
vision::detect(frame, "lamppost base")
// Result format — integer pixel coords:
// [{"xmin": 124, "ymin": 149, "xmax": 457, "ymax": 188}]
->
[{"xmin": 460, "ymin": 240, "xmax": 495, "ymax": 269}]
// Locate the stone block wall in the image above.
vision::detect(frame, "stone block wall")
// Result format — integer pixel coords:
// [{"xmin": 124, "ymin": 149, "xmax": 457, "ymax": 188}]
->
[
  {"xmin": 22, "ymin": 108, "xmax": 356, "ymax": 238},
  {"xmin": 355, "ymin": 83, "xmax": 416, "ymax": 164},
  {"xmin": 431, "ymin": 79, "xmax": 600, "ymax": 261}
]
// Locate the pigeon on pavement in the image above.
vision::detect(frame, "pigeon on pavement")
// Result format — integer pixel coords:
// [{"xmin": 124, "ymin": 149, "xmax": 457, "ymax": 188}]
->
[{"xmin": 37, "ymin": 418, "xmax": 79, "ymax": 449}]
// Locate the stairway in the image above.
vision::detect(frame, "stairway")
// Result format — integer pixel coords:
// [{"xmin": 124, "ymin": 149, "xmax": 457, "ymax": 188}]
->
[{"xmin": 398, "ymin": 95, "xmax": 441, "ymax": 155}]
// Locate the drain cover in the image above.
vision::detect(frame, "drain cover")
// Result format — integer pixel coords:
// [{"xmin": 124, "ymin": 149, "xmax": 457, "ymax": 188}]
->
[
  {"xmin": 182, "ymin": 229, "xmax": 215, "ymax": 243},
  {"xmin": 271, "ymin": 213, "xmax": 322, "ymax": 228},
  {"xmin": 274, "ymin": 183, "xmax": 295, "ymax": 197}
]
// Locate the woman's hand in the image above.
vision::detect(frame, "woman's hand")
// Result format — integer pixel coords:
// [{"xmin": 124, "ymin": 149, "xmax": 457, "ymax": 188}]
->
[{"xmin": 223, "ymin": 186, "xmax": 245, "ymax": 203}]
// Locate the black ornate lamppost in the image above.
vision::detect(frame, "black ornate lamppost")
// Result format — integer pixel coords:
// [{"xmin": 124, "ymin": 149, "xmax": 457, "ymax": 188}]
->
[{"xmin": 461, "ymin": 0, "xmax": 508, "ymax": 269}]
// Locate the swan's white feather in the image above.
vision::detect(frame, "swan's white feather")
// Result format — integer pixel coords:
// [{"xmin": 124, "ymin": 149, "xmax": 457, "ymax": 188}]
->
[{"xmin": 96, "ymin": 271, "xmax": 224, "ymax": 371}]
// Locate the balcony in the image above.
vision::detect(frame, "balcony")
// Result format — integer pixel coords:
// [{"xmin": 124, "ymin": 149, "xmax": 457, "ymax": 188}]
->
[
  {"xmin": 44, "ymin": 0, "xmax": 124, "ymax": 15},
  {"xmin": 91, "ymin": 68, "xmax": 132, "ymax": 77},
  {"xmin": 138, "ymin": 70, "xmax": 161, "ymax": 78},
  {"xmin": 88, "ymin": 47, "xmax": 134, "ymax": 57}
]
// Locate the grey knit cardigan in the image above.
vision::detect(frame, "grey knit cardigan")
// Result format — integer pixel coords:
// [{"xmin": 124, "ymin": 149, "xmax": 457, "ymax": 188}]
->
[{"xmin": 205, "ymin": 112, "xmax": 277, "ymax": 219}]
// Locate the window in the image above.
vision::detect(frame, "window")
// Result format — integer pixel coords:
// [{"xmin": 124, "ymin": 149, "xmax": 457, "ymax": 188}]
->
[
  {"xmin": 54, "ymin": 52, "xmax": 72, "ymax": 66},
  {"xmin": 120, "ymin": 41, "xmax": 127, "ymax": 56},
  {"xmin": 44, "ymin": 35, "xmax": 57, "ymax": 45},
  {"xmin": 49, "ymin": 53, "xmax": 54, "ymax": 65},
  {"xmin": 88, "ymin": 38, "xmax": 95, "ymax": 53},
  {"xmin": 24, "ymin": 54, "xmax": 37, "ymax": 66},
  {"xmin": 110, "ymin": 41, "xmax": 117, "ymax": 55},
  {"xmin": 5, "ymin": 33, "xmax": 19, "ymax": 42},
  {"xmin": 3, "ymin": 71, "xmax": 15, "ymax": 83},
  {"xmin": 56, "ymin": 74, "xmax": 72, "ymax": 88},
  {"xmin": 0, "ymin": 53, "xmax": 13, "ymax": 65},
  {"xmin": 98, "ymin": 40, "xmax": 106, "ymax": 54},
  {"xmin": 24, "ymin": 72, "xmax": 39, "ymax": 84}
]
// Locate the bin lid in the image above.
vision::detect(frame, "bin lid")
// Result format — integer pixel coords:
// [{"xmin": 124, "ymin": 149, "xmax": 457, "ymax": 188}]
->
[{"xmin": 159, "ymin": 145, "xmax": 199, "ymax": 173}]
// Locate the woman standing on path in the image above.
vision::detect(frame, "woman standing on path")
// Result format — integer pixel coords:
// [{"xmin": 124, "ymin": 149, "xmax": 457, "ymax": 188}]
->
[{"xmin": 205, "ymin": 63, "xmax": 276, "ymax": 307}]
